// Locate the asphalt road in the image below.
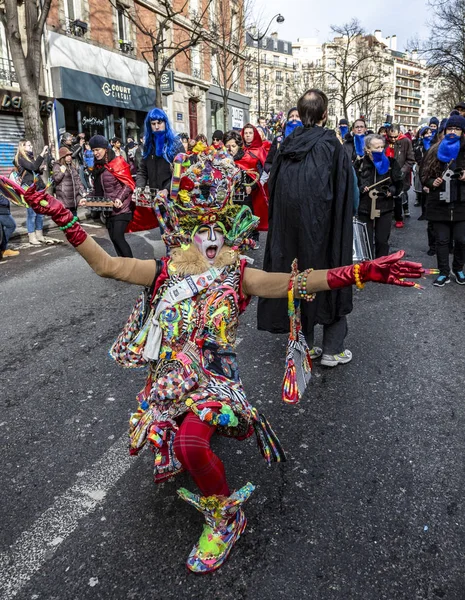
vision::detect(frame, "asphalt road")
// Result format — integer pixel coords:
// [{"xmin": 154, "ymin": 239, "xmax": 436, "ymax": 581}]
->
[{"xmin": 1, "ymin": 210, "xmax": 465, "ymax": 600}]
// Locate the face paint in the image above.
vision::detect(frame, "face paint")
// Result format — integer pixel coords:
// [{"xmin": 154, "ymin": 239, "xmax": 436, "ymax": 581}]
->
[{"xmin": 193, "ymin": 224, "xmax": 225, "ymax": 264}]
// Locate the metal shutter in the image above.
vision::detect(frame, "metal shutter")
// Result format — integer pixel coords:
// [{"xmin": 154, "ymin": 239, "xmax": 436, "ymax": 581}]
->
[{"xmin": 0, "ymin": 113, "xmax": 24, "ymax": 176}]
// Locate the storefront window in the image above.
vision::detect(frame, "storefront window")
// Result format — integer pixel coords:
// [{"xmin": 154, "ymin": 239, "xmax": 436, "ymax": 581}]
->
[{"xmin": 211, "ymin": 100, "xmax": 223, "ymax": 132}]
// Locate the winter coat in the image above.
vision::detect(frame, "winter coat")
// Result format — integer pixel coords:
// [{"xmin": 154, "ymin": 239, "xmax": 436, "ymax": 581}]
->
[
  {"xmin": 422, "ymin": 147, "xmax": 465, "ymax": 222},
  {"xmin": 357, "ymin": 156, "xmax": 404, "ymax": 217},
  {"xmin": 257, "ymin": 125, "xmax": 354, "ymax": 332},
  {"xmin": 17, "ymin": 154, "xmax": 46, "ymax": 190},
  {"xmin": 92, "ymin": 156, "xmax": 135, "ymax": 217},
  {"xmin": 53, "ymin": 163, "xmax": 85, "ymax": 210},
  {"xmin": 136, "ymin": 137, "xmax": 184, "ymax": 191}
]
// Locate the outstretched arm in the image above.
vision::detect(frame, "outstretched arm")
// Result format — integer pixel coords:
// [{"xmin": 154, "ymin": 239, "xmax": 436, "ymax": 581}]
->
[{"xmin": 243, "ymin": 251, "xmax": 424, "ymax": 298}]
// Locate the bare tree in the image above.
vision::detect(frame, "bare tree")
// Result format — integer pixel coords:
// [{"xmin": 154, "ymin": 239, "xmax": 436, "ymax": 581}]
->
[
  {"xmin": 0, "ymin": 0, "xmax": 52, "ymax": 150},
  {"xmin": 110, "ymin": 0, "xmax": 213, "ymax": 108},
  {"xmin": 323, "ymin": 19, "xmax": 389, "ymax": 122},
  {"xmin": 207, "ymin": 0, "xmax": 251, "ymax": 132},
  {"xmin": 412, "ymin": 0, "xmax": 465, "ymax": 109}
]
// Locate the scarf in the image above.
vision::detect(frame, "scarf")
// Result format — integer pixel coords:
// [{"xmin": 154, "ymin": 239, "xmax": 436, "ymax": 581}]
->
[
  {"xmin": 354, "ymin": 134, "xmax": 365, "ymax": 157},
  {"xmin": 430, "ymin": 129, "xmax": 437, "ymax": 141},
  {"xmin": 437, "ymin": 133, "xmax": 461, "ymax": 162},
  {"xmin": 371, "ymin": 150, "xmax": 390, "ymax": 175},
  {"xmin": 284, "ymin": 120, "xmax": 303, "ymax": 138},
  {"xmin": 339, "ymin": 125, "xmax": 348, "ymax": 139},
  {"xmin": 422, "ymin": 137, "xmax": 432, "ymax": 151},
  {"xmin": 154, "ymin": 131, "xmax": 166, "ymax": 157}
]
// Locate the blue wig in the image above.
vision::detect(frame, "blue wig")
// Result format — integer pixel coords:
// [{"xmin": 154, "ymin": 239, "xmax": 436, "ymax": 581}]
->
[{"xmin": 143, "ymin": 108, "xmax": 180, "ymax": 162}]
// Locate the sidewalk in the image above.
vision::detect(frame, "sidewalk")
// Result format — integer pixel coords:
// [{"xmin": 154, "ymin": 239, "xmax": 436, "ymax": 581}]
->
[{"xmin": 9, "ymin": 203, "xmax": 90, "ymax": 243}]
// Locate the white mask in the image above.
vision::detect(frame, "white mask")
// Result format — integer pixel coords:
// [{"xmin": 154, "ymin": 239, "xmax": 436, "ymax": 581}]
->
[{"xmin": 193, "ymin": 225, "xmax": 225, "ymax": 264}]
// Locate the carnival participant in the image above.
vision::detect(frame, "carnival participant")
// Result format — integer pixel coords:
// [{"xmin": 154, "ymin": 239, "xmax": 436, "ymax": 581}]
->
[
  {"xmin": 385, "ymin": 124, "xmax": 415, "ymax": 225},
  {"xmin": 412, "ymin": 126, "xmax": 433, "ymax": 221},
  {"xmin": 429, "ymin": 117, "xmax": 439, "ymax": 141},
  {"xmin": 211, "ymin": 130, "xmax": 224, "ymax": 148},
  {"xmin": 420, "ymin": 115, "xmax": 465, "ymax": 286},
  {"xmin": 258, "ymin": 89, "xmax": 354, "ymax": 368},
  {"xmin": 85, "ymin": 134, "xmax": 135, "ymax": 258},
  {"xmin": 343, "ymin": 118, "xmax": 367, "ymax": 171},
  {"xmin": 179, "ymin": 132, "xmax": 190, "ymax": 153},
  {"xmin": 336, "ymin": 118, "xmax": 349, "ymax": 144},
  {"xmin": 357, "ymin": 134, "xmax": 403, "ymax": 258},
  {"xmin": 240, "ymin": 123, "xmax": 269, "ymax": 244},
  {"xmin": 52, "ymin": 147, "xmax": 86, "ymax": 217},
  {"xmin": 0, "ymin": 150, "xmax": 424, "ymax": 574},
  {"xmin": 264, "ymin": 107, "xmax": 302, "ymax": 174},
  {"xmin": 224, "ymin": 130, "xmax": 260, "ymax": 219},
  {"xmin": 14, "ymin": 139, "xmax": 50, "ymax": 246}
]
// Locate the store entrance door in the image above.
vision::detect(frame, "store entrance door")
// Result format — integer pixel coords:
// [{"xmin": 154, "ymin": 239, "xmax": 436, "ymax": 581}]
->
[{"xmin": 189, "ymin": 99, "xmax": 198, "ymax": 139}]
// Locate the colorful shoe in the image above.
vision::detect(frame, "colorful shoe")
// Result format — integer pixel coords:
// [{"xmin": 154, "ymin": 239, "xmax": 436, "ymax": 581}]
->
[
  {"xmin": 395, "ymin": 221, "xmax": 404, "ymax": 229},
  {"xmin": 320, "ymin": 349, "xmax": 353, "ymax": 367},
  {"xmin": 433, "ymin": 274, "xmax": 450, "ymax": 287},
  {"xmin": 309, "ymin": 346, "xmax": 323, "ymax": 359},
  {"xmin": 177, "ymin": 482, "xmax": 255, "ymax": 573},
  {"xmin": 451, "ymin": 270, "xmax": 465, "ymax": 285}
]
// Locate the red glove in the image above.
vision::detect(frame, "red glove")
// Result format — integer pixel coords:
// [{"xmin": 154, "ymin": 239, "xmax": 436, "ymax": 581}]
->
[
  {"xmin": 23, "ymin": 183, "xmax": 87, "ymax": 247},
  {"xmin": 327, "ymin": 251, "xmax": 424, "ymax": 289}
]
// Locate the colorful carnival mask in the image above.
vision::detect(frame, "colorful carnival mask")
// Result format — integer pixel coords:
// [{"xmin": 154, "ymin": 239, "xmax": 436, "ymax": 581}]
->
[{"xmin": 192, "ymin": 224, "xmax": 226, "ymax": 264}]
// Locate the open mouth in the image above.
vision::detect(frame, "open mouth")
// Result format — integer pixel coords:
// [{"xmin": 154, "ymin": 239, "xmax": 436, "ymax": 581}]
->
[{"xmin": 206, "ymin": 245, "xmax": 218, "ymax": 260}]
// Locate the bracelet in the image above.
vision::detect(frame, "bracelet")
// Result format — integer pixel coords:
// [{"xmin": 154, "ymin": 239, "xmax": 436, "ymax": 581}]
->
[
  {"xmin": 354, "ymin": 263, "xmax": 365, "ymax": 289},
  {"xmin": 59, "ymin": 215, "xmax": 79, "ymax": 231},
  {"xmin": 296, "ymin": 269, "xmax": 316, "ymax": 301}
]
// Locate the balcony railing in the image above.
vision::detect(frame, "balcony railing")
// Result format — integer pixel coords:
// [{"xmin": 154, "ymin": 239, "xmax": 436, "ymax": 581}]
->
[
  {"xmin": 192, "ymin": 67, "xmax": 202, "ymax": 79},
  {"xmin": 0, "ymin": 57, "xmax": 18, "ymax": 87}
]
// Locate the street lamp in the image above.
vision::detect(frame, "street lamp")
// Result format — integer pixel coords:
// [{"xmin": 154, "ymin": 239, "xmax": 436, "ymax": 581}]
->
[{"xmin": 249, "ymin": 14, "xmax": 285, "ymax": 120}]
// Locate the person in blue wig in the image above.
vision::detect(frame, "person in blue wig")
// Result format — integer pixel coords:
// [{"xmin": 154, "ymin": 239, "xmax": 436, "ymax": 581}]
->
[
  {"xmin": 135, "ymin": 107, "xmax": 184, "ymax": 197},
  {"xmin": 420, "ymin": 114, "xmax": 465, "ymax": 286},
  {"xmin": 356, "ymin": 133, "xmax": 403, "ymax": 258}
]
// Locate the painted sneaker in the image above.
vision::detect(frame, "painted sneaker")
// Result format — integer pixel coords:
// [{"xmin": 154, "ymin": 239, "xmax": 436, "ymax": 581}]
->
[
  {"xmin": 177, "ymin": 482, "xmax": 255, "ymax": 573},
  {"xmin": 320, "ymin": 349, "xmax": 353, "ymax": 367}
]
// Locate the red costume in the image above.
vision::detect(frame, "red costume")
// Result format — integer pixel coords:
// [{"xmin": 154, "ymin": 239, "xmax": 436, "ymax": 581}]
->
[{"xmin": 241, "ymin": 125, "xmax": 269, "ymax": 232}]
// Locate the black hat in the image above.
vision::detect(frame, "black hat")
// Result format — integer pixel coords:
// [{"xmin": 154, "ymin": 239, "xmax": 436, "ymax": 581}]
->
[
  {"xmin": 429, "ymin": 116, "xmax": 439, "ymax": 126},
  {"xmin": 455, "ymin": 101, "xmax": 465, "ymax": 110},
  {"xmin": 445, "ymin": 114, "xmax": 465, "ymax": 131},
  {"xmin": 212, "ymin": 130, "xmax": 224, "ymax": 141},
  {"xmin": 89, "ymin": 135, "xmax": 109, "ymax": 149},
  {"xmin": 339, "ymin": 118, "xmax": 349, "ymax": 125},
  {"xmin": 438, "ymin": 118, "xmax": 448, "ymax": 133}
]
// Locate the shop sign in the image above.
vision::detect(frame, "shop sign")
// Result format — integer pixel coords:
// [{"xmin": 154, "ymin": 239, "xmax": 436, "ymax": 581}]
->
[
  {"xmin": 160, "ymin": 71, "xmax": 174, "ymax": 94},
  {"xmin": 176, "ymin": 112, "xmax": 183, "ymax": 121},
  {"xmin": 82, "ymin": 116, "xmax": 105, "ymax": 127},
  {"xmin": 231, "ymin": 106, "xmax": 244, "ymax": 129},
  {"xmin": 101, "ymin": 82, "xmax": 132, "ymax": 103},
  {"xmin": 0, "ymin": 91, "xmax": 54, "ymax": 116}
]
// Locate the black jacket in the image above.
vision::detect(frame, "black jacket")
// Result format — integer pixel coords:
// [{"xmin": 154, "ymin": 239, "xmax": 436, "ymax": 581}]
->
[
  {"xmin": 258, "ymin": 125, "xmax": 354, "ymax": 332},
  {"xmin": 422, "ymin": 148, "xmax": 465, "ymax": 222},
  {"xmin": 358, "ymin": 156, "xmax": 404, "ymax": 217},
  {"xmin": 136, "ymin": 154, "xmax": 173, "ymax": 191},
  {"xmin": 264, "ymin": 134, "xmax": 283, "ymax": 173},
  {"xmin": 17, "ymin": 154, "xmax": 46, "ymax": 190}
]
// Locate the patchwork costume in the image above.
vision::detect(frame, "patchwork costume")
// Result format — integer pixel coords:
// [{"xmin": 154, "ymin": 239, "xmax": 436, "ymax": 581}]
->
[{"xmin": 0, "ymin": 148, "xmax": 425, "ymax": 574}]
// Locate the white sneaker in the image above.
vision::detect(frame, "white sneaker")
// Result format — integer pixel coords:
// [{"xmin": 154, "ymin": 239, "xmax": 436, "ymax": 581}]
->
[
  {"xmin": 309, "ymin": 346, "xmax": 323, "ymax": 359},
  {"xmin": 320, "ymin": 350, "xmax": 352, "ymax": 367}
]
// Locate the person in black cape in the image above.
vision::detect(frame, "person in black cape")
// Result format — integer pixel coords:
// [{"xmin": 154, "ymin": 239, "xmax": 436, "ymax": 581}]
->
[{"xmin": 257, "ymin": 89, "xmax": 354, "ymax": 368}]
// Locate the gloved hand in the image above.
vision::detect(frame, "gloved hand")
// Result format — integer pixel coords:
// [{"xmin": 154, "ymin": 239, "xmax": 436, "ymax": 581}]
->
[
  {"xmin": 3, "ymin": 177, "xmax": 88, "ymax": 247},
  {"xmin": 327, "ymin": 251, "xmax": 424, "ymax": 289}
]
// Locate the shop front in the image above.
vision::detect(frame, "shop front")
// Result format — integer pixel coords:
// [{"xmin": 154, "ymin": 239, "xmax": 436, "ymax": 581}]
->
[
  {"xmin": 0, "ymin": 89, "xmax": 53, "ymax": 176},
  {"xmin": 51, "ymin": 67, "xmax": 156, "ymax": 143},
  {"xmin": 206, "ymin": 86, "xmax": 250, "ymax": 137}
]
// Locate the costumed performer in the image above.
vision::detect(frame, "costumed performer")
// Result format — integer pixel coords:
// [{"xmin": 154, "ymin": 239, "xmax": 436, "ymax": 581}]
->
[{"xmin": 0, "ymin": 149, "xmax": 425, "ymax": 574}]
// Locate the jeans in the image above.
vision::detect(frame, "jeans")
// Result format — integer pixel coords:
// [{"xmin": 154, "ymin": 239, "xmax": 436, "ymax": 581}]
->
[
  {"xmin": 0, "ymin": 214, "xmax": 16, "ymax": 250},
  {"xmin": 358, "ymin": 212, "xmax": 392, "ymax": 258},
  {"xmin": 433, "ymin": 221, "xmax": 465, "ymax": 275},
  {"xmin": 307, "ymin": 316, "xmax": 348, "ymax": 355},
  {"xmin": 26, "ymin": 208, "xmax": 44, "ymax": 233}
]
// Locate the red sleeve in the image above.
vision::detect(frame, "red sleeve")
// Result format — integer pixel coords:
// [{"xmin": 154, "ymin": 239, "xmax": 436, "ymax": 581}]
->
[{"xmin": 238, "ymin": 258, "xmax": 251, "ymax": 313}]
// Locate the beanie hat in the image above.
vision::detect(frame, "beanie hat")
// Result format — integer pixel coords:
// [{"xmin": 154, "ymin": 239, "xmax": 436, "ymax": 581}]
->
[
  {"xmin": 287, "ymin": 107, "xmax": 298, "ymax": 119},
  {"xmin": 89, "ymin": 135, "xmax": 109, "ymax": 149},
  {"xmin": 58, "ymin": 147, "xmax": 72, "ymax": 159},
  {"xmin": 339, "ymin": 118, "xmax": 349, "ymax": 125},
  {"xmin": 429, "ymin": 117, "xmax": 439, "ymax": 126},
  {"xmin": 445, "ymin": 114, "xmax": 465, "ymax": 131},
  {"xmin": 438, "ymin": 118, "xmax": 448, "ymax": 134},
  {"xmin": 212, "ymin": 130, "xmax": 224, "ymax": 141},
  {"xmin": 455, "ymin": 101, "xmax": 465, "ymax": 110}
]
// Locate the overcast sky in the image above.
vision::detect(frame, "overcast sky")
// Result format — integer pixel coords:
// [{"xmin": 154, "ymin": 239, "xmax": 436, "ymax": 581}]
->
[{"xmin": 254, "ymin": 0, "xmax": 431, "ymax": 52}]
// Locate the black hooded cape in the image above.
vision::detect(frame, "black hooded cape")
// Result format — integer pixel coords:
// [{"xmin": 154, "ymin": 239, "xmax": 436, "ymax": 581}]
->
[{"xmin": 257, "ymin": 126, "xmax": 354, "ymax": 334}]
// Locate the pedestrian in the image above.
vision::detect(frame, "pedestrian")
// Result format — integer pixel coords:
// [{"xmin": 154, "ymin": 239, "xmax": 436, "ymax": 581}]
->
[
  {"xmin": 14, "ymin": 139, "xmax": 50, "ymax": 245},
  {"xmin": 52, "ymin": 147, "xmax": 86, "ymax": 217},
  {"xmin": 0, "ymin": 191, "xmax": 19, "ymax": 259},
  {"xmin": 257, "ymin": 116, "xmax": 273, "ymax": 141},
  {"xmin": 357, "ymin": 134, "xmax": 403, "ymax": 258},
  {"xmin": 385, "ymin": 124, "xmax": 415, "ymax": 225},
  {"xmin": 420, "ymin": 114, "xmax": 465, "ymax": 286},
  {"xmin": 111, "ymin": 137, "xmax": 128, "ymax": 161},
  {"xmin": 133, "ymin": 134, "xmax": 145, "ymax": 172},
  {"xmin": 258, "ymin": 89, "xmax": 355, "ymax": 368},
  {"xmin": 10, "ymin": 151, "xmax": 424, "ymax": 575},
  {"xmin": 240, "ymin": 123, "xmax": 269, "ymax": 244},
  {"xmin": 179, "ymin": 132, "xmax": 189, "ymax": 153},
  {"xmin": 87, "ymin": 134, "xmax": 135, "ymax": 258}
]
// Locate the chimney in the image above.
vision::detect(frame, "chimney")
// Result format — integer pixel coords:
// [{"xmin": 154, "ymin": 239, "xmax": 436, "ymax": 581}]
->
[
  {"xmin": 391, "ymin": 35, "xmax": 397, "ymax": 51},
  {"xmin": 271, "ymin": 32, "xmax": 278, "ymax": 39},
  {"xmin": 374, "ymin": 30, "xmax": 383, "ymax": 43}
]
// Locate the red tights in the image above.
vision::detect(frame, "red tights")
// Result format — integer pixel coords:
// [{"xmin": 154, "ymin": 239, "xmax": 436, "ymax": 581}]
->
[{"xmin": 173, "ymin": 411, "xmax": 230, "ymax": 497}]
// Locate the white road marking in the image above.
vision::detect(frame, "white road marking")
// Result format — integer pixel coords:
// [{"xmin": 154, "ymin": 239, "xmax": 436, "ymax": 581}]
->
[
  {"xmin": 30, "ymin": 248, "xmax": 52, "ymax": 255},
  {"xmin": 81, "ymin": 223, "xmax": 102, "ymax": 229},
  {"xmin": 0, "ymin": 434, "xmax": 134, "ymax": 599}
]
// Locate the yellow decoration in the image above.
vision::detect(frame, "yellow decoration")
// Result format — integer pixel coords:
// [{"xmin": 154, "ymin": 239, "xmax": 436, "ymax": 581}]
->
[
  {"xmin": 354, "ymin": 263, "xmax": 365, "ymax": 289},
  {"xmin": 178, "ymin": 189, "xmax": 190, "ymax": 203},
  {"xmin": 185, "ymin": 398, "xmax": 194, "ymax": 407}
]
